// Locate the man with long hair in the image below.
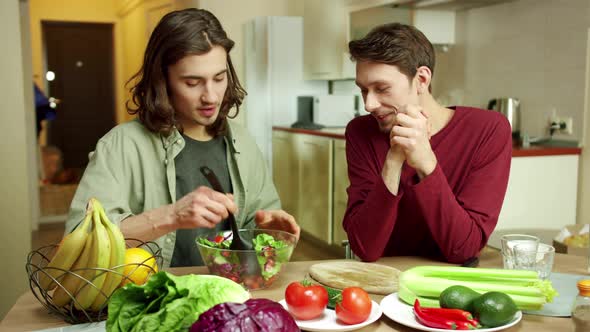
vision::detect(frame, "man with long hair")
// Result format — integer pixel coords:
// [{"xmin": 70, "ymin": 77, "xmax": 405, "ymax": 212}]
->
[
  {"xmin": 343, "ymin": 23, "xmax": 512, "ymax": 264},
  {"xmin": 66, "ymin": 9, "xmax": 299, "ymax": 267}
]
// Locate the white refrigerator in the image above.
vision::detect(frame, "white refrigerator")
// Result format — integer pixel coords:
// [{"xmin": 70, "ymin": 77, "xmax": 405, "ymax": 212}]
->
[{"xmin": 244, "ymin": 16, "xmax": 327, "ymax": 168}]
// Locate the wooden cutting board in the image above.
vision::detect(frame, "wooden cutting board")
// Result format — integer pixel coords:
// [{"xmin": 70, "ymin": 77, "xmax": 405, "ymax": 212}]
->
[{"xmin": 309, "ymin": 261, "xmax": 401, "ymax": 295}]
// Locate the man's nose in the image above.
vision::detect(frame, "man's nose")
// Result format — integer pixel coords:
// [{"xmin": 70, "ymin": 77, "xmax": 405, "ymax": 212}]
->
[
  {"xmin": 364, "ymin": 92, "xmax": 379, "ymax": 113},
  {"xmin": 201, "ymin": 82, "xmax": 218, "ymax": 104}
]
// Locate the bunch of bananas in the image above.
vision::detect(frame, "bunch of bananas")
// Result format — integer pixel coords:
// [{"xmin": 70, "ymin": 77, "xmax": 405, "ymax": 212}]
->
[{"xmin": 38, "ymin": 198, "xmax": 126, "ymax": 311}]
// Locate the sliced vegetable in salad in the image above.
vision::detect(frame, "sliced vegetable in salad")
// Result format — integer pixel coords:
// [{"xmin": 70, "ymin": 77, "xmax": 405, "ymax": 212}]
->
[{"xmin": 197, "ymin": 232, "xmax": 293, "ymax": 289}]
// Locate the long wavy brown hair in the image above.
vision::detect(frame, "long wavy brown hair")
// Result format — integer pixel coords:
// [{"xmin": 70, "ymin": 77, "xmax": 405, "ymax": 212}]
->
[{"xmin": 126, "ymin": 8, "xmax": 246, "ymax": 136}]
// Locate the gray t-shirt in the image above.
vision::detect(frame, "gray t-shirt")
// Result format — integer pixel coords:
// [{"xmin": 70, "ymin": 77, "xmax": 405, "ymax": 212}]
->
[{"xmin": 170, "ymin": 134, "xmax": 232, "ymax": 267}]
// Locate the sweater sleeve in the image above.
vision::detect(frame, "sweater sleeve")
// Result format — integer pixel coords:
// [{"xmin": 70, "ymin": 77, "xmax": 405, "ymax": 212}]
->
[
  {"xmin": 342, "ymin": 124, "xmax": 403, "ymax": 262},
  {"xmin": 410, "ymin": 120, "xmax": 512, "ymax": 263}
]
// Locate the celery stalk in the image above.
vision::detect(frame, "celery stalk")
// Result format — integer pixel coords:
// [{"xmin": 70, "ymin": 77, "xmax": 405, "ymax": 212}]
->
[{"xmin": 398, "ymin": 266, "xmax": 558, "ymax": 311}]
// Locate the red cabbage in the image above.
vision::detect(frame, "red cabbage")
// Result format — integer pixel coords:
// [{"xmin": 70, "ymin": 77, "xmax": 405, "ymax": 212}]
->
[{"xmin": 190, "ymin": 298, "xmax": 300, "ymax": 332}]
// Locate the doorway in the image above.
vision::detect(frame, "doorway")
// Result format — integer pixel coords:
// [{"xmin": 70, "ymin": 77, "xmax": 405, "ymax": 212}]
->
[{"xmin": 43, "ymin": 21, "xmax": 116, "ymax": 171}]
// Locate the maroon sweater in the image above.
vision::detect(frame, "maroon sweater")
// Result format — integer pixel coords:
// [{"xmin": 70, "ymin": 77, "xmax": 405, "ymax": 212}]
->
[{"xmin": 343, "ymin": 106, "xmax": 512, "ymax": 263}]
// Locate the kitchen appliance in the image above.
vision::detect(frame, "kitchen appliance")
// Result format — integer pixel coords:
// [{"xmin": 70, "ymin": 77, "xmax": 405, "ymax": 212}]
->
[
  {"xmin": 487, "ymin": 97, "xmax": 521, "ymax": 138},
  {"xmin": 244, "ymin": 17, "xmax": 327, "ymax": 166},
  {"xmin": 312, "ymin": 95, "xmax": 356, "ymax": 128},
  {"xmin": 291, "ymin": 96, "xmax": 324, "ymax": 129},
  {"xmin": 291, "ymin": 95, "xmax": 356, "ymax": 129}
]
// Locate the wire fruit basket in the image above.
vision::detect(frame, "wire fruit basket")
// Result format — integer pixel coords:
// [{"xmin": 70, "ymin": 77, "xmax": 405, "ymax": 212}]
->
[{"xmin": 26, "ymin": 239, "xmax": 163, "ymax": 324}]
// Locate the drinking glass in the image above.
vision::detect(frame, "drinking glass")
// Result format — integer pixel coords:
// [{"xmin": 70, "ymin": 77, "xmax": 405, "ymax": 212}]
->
[
  {"xmin": 513, "ymin": 243, "xmax": 555, "ymax": 280},
  {"xmin": 500, "ymin": 234, "xmax": 540, "ymax": 269}
]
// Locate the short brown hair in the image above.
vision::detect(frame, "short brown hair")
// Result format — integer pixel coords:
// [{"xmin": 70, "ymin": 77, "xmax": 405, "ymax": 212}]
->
[
  {"xmin": 126, "ymin": 8, "xmax": 246, "ymax": 136},
  {"xmin": 349, "ymin": 23, "xmax": 435, "ymax": 89}
]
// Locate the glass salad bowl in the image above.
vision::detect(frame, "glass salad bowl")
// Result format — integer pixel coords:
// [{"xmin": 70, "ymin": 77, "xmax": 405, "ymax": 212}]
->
[{"xmin": 196, "ymin": 229, "xmax": 298, "ymax": 290}]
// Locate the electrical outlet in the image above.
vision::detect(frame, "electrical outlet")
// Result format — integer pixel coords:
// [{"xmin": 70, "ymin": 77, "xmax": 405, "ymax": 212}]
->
[
  {"xmin": 547, "ymin": 109, "xmax": 573, "ymax": 135},
  {"xmin": 563, "ymin": 117, "xmax": 573, "ymax": 135}
]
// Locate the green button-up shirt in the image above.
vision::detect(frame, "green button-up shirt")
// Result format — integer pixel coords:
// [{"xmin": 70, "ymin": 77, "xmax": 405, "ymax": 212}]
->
[{"xmin": 65, "ymin": 119, "xmax": 281, "ymax": 268}]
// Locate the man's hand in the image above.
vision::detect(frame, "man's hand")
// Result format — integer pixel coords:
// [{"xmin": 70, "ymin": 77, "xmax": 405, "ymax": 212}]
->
[
  {"xmin": 391, "ymin": 104, "xmax": 437, "ymax": 179},
  {"xmin": 255, "ymin": 210, "xmax": 300, "ymax": 240},
  {"xmin": 173, "ymin": 186, "xmax": 238, "ymax": 229}
]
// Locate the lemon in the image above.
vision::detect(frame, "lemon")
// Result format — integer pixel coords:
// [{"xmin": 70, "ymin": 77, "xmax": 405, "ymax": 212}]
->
[{"xmin": 120, "ymin": 247, "xmax": 158, "ymax": 286}]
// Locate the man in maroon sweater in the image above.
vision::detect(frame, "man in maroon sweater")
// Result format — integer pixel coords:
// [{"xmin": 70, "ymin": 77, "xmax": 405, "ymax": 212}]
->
[{"xmin": 344, "ymin": 23, "xmax": 512, "ymax": 264}]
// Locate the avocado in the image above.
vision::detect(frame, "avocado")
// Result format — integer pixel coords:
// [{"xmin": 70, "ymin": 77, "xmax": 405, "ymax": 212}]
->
[
  {"xmin": 472, "ymin": 292, "xmax": 518, "ymax": 327},
  {"xmin": 439, "ymin": 285, "xmax": 480, "ymax": 312}
]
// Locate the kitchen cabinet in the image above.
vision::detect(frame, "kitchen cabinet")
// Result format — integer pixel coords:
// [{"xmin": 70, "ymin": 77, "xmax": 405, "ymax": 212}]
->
[
  {"xmin": 303, "ymin": 0, "xmax": 349, "ymax": 80},
  {"xmin": 496, "ymin": 155, "xmax": 579, "ymax": 231},
  {"xmin": 304, "ymin": 0, "xmax": 518, "ymax": 80},
  {"xmin": 271, "ymin": 131, "xmax": 300, "ymax": 222},
  {"xmin": 272, "ymin": 131, "xmax": 334, "ymax": 243},
  {"xmin": 347, "ymin": 0, "xmax": 517, "ymax": 45},
  {"xmin": 333, "ymin": 140, "xmax": 349, "ymax": 245},
  {"xmin": 299, "ymin": 135, "xmax": 334, "ymax": 243},
  {"xmin": 303, "ymin": 1, "xmax": 456, "ymax": 80},
  {"xmin": 348, "ymin": 2, "xmax": 455, "ymax": 46}
]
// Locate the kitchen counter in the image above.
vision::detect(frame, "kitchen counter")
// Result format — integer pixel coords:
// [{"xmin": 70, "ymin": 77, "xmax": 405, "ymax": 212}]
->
[
  {"xmin": 273, "ymin": 126, "xmax": 582, "ymax": 157},
  {"xmin": 273, "ymin": 126, "xmax": 346, "ymax": 139},
  {"xmin": 2, "ymin": 249, "xmax": 586, "ymax": 331}
]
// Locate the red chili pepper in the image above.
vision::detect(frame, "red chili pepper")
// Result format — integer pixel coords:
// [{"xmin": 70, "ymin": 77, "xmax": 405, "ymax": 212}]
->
[
  {"xmin": 466, "ymin": 319, "xmax": 480, "ymax": 328},
  {"xmin": 414, "ymin": 300, "xmax": 457, "ymax": 330},
  {"xmin": 455, "ymin": 320, "xmax": 479, "ymax": 330},
  {"xmin": 421, "ymin": 307, "xmax": 474, "ymax": 321}
]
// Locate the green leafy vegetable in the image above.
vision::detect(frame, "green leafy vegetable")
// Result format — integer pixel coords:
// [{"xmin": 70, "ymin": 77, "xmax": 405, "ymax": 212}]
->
[
  {"xmin": 252, "ymin": 233, "xmax": 290, "ymax": 279},
  {"xmin": 324, "ymin": 285, "xmax": 342, "ymax": 310},
  {"xmin": 197, "ymin": 232, "xmax": 291, "ymax": 281},
  {"xmin": 252, "ymin": 233, "xmax": 286, "ymax": 251},
  {"xmin": 106, "ymin": 271, "xmax": 250, "ymax": 332}
]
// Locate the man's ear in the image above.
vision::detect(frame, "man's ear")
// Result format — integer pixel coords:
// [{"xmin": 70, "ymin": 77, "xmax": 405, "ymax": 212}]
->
[{"xmin": 415, "ymin": 66, "xmax": 432, "ymax": 94}]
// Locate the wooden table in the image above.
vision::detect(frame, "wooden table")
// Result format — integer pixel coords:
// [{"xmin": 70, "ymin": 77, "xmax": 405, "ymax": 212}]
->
[{"xmin": 1, "ymin": 249, "xmax": 587, "ymax": 331}]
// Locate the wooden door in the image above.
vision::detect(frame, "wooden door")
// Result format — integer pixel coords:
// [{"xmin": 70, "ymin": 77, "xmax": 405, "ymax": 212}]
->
[{"xmin": 43, "ymin": 21, "xmax": 116, "ymax": 170}]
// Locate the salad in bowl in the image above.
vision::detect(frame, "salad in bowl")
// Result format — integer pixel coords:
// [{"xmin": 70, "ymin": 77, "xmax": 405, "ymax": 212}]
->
[{"xmin": 196, "ymin": 229, "xmax": 297, "ymax": 289}]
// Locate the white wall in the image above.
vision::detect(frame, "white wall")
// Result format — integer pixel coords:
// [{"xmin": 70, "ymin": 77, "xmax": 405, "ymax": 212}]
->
[
  {"xmin": 20, "ymin": 0, "xmax": 40, "ymax": 233},
  {"xmin": 579, "ymin": 29, "xmax": 590, "ymax": 225},
  {"xmin": 0, "ymin": 0, "xmax": 35, "ymax": 320}
]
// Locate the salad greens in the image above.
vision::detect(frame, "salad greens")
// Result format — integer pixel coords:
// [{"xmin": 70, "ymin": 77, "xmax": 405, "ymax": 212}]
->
[
  {"xmin": 197, "ymin": 232, "xmax": 293, "ymax": 287},
  {"xmin": 253, "ymin": 233, "xmax": 291, "ymax": 279},
  {"xmin": 106, "ymin": 271, "xmax": 249, "ymax": 332}
]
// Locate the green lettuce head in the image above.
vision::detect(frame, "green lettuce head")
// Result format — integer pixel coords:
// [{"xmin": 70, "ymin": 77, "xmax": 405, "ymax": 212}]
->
[{"xmin": 107, "ymin": 271, "xmax": 250, "ymax": 332}]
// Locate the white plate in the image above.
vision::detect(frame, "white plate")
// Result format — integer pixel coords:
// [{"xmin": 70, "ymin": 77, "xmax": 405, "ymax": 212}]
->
[
  {"xmin": 279, "ymin": 299, "xmax": 382, "ymax": 332},
  {"xmin": 380, "ymin": 293, "xmax": 523, "ymax": 332}
]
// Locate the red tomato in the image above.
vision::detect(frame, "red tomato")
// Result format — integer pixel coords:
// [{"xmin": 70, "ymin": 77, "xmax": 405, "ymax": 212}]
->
[
  {"xmin": 285, "ymin": 281, "xmax": 328, "ymax": 320},
  {"xmin": 214, "ymin": 235, "xmax": 224, "ymax": 243},
  {"xmin": 335, "ymin": 287, "xmax": 372, "ymax": 325}
]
